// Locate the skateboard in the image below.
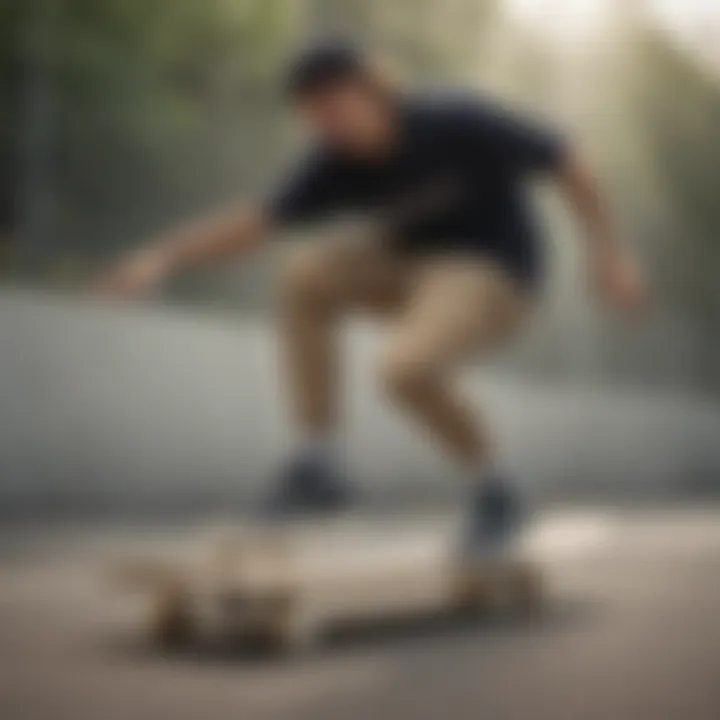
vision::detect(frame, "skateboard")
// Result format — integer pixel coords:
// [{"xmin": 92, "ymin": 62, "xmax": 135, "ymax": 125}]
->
[{"xmin": 111, "ymin": 519, "xmax": 543, "ymax": 655}]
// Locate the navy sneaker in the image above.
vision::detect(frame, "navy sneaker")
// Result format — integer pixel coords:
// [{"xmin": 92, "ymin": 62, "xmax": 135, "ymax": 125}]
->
[
  {"xmin": 461, "ymin": 481, "xmax": 524, "ymax": 558},
  {"xmin": 263, "ymin": 455, "xmax": 353, "ymax": 519}
]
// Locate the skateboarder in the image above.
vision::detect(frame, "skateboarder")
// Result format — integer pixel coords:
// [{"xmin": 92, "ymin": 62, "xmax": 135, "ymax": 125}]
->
[{"xmin": 97, "ymin": 41, "xmax": 647, "ymax": 551}]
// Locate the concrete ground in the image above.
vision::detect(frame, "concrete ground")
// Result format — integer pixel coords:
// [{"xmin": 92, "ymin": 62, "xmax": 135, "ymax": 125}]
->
[{"xmin": 1, "ymin": 507, "xmax": 720, "ymax": 720}]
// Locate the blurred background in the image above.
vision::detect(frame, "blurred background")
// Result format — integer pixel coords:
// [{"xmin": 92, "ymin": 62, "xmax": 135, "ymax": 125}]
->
[
  {"xmin": 2, "ymin": 0, "xmax": 720, "ymax": 388},
  {"xmin": 1, "ymin": 0, "xmax": 720, "ymax": 513}
]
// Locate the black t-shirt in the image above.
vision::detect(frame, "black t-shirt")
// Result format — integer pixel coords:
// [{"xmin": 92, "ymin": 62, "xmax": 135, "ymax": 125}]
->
[{"xmin": 267, "ymin": 94, "xmax": 566, "ymax": 287}]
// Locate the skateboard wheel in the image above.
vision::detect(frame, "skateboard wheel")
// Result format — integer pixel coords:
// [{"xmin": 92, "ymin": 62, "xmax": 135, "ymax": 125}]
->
[
  {"xmin": 223, "ymin": 594, "xmax": 317, "ymax": 656},
  {"xmin": 511, "ymin": 564, "xmax": 543, "ymax": 615},
  {"xmin": 453, "ymin": 571, "xmax": 493, "ymax": 615},
  {"xmin": 244, "ymin": 593, "xmax": 317, "ymax": 656},
  {"xmin": 150, "ymin": 588, "xmax": 195, "ymax": 648},
  {"xmin": 263, "ymin": 603, "xmax": 322, "ymax": 657},
  {"xmin": 489, "ymin": 563, "xmax": 543, "ymax": 616}
]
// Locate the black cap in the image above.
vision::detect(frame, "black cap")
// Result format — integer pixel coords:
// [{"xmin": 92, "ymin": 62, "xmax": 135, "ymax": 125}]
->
[{"xmin": 285, "ymin": 40, "xmax": 368, "ymax": 98}]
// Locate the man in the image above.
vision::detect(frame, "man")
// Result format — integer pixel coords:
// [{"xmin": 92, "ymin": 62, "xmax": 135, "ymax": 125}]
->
[{"xmin": 98, "ymin": 41, "xmax": 646, "ymax": 552}]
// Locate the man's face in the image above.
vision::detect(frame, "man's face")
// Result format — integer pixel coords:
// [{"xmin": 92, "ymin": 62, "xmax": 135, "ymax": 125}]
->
[{"xmin": 293, "ymin": 81, "xmax": 391, "ymax": 154}]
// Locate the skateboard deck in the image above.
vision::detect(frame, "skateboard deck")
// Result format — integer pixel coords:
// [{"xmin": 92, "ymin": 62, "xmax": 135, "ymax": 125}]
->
[{"xmin": 111, "ymin": 518, "xmax": 543, "ymax": 654}]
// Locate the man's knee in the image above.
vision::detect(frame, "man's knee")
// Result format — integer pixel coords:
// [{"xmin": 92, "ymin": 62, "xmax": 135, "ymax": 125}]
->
[
  {"xmin": 376, "ymin": 345, "xmax": 438, "ymax": 401},
  {"xmin": 280, "ymin": 244, "xmax": 340, "ymax": 308}
]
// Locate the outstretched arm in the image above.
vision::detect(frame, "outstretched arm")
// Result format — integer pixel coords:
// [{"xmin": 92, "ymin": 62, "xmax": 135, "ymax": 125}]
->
[
  {"xmin": 555, "ymin": 150, "xmax": 648, "ymax": 313},
  {"xmin": 95, "ymin": 205, "xmax": 272, "ymax": 298}
]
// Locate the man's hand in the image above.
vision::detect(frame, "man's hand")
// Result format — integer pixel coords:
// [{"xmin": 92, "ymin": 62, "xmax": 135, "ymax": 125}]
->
[
  {"xmin": 94, "ymin": 249, "xmax": 171, "ymax": 299},
  {"xmin": 93, "ymin": 206, "xmax": 271, "ymax": 300},
  {"xmin": 556, "ymin": 151, "xmax": 649, "ymax": 315},
  {"xmin": 589, "ymin": 245, "xmax": 648, "ymax": 315}
]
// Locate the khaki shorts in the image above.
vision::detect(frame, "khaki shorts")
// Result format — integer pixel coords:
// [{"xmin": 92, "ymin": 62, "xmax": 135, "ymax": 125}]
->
[{"xmin": 281, "ymin": 235, "xmax": 531, "ymax": 373}]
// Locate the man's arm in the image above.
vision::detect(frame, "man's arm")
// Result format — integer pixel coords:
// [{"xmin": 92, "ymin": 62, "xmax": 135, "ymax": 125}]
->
[
  {"xmin": 465, "ymin": 98, "xmax": 647, "ymax": 312},
  {"xmin": 555, "ymin": 150, "xmax": 648, "ymax": 313},
  {"xmin": 95, "ymin": 205, "xmax": 272, "ymax": 298}
]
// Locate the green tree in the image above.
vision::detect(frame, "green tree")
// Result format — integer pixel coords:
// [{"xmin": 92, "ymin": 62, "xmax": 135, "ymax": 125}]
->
[{"xmin": 5, "ymin": 0, "xmax": 296, "ymax": 273}]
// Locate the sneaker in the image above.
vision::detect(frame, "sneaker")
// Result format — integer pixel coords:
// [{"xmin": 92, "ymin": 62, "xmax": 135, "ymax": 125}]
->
[
  {"xmin": 461, "ymin": 481, "xmax": 524, "ymax": 559},
  {"xmin": 263, "ymin": 455, "xmax": 353, "ymax": 518}
]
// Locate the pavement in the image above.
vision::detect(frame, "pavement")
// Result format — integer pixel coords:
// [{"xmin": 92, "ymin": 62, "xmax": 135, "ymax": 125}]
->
[{"xmin": 2, "ymin": 507, "xmax": 720, "ymax": 720}]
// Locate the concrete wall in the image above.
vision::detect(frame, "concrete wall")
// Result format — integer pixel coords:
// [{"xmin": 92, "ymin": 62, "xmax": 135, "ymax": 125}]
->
[{"xmin": 1, "ymin": 289, "xmax": 719, "ymax": 518}]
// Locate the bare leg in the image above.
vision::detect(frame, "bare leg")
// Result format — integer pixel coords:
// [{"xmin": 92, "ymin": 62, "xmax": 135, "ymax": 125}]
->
[
  {"xmin": 278, "ymin": 244, "xmax": 343, "ymax": 436},
  {"xmin": 377, "ymin": 259, "xmax": 529, "ymax": 470},
  {"xmin": 269, "ymin": 238, "xmax": 410, "ymax": 514},
  {"xmin": 278, "ymin": 239, "xmax": 409, "ymax": 436},
  {"xmin": 377, "ymin": 259, "xmax": 533, "ymax": 547}
]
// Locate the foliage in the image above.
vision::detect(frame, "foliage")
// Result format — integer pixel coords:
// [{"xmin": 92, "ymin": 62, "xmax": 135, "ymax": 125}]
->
[{"xmin": 4, "ymin": 0, "xmax": 295, "ymax": 261}]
